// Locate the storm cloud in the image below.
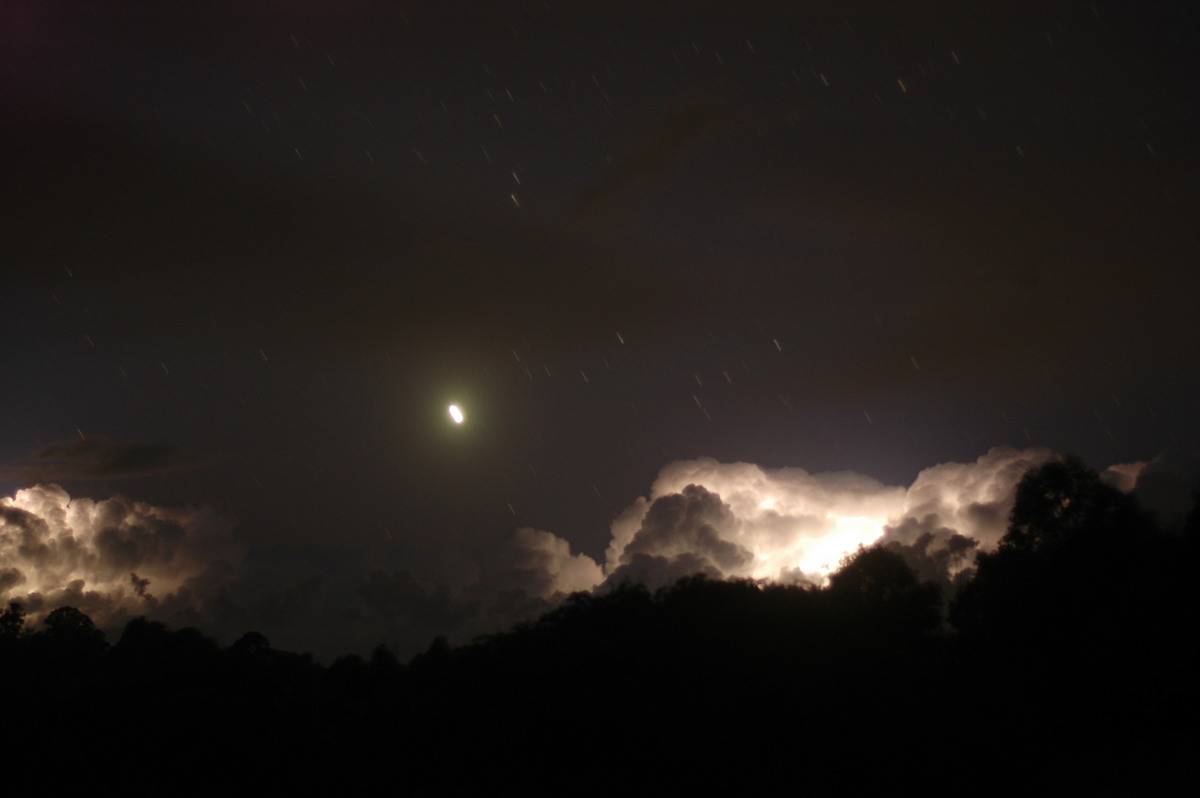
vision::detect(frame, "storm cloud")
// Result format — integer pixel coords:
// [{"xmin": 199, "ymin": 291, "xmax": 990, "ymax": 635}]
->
[
  {"xmin": 1, "ymin": 446, "xmax": 1165, "ymax": 659},
  {"xmin": 3, "ymin": 436, "xmax": 210, "ymax": 482},
  {"xmin": 559, "ymin": 446, "xmax": 1061, "ymax": 596},
  {"xmin": 0, "ymin": 483, "xmax": 241, "ymax": 631}
]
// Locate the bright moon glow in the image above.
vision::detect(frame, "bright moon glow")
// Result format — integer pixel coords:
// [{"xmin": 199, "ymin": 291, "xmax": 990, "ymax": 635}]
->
[{"xmin": 448, "ymin": 404, "xmax": 464, "ymax": 424}]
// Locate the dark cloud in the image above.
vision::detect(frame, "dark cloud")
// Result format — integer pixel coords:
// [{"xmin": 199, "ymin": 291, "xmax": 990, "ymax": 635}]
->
[
  {"xmin": 207, "ymin": 571, "xmax": 327, "ymax": 633},
  {"xmin": 1131, "ymin": 452, "xmax": 1200, "ymax": 530},
  {"xmin": 878, "ymin": 517, "xmax": 979, "ymax": 596},
  {"xmin": 93, "ymin": 510, "xmax": 187, "ymax": 576},
  {"xmin": 340, "ymin": 529, "xmax": 604, "ymax": 656},
  {"xmin": 356, "ymin": 568, "xmax": 480, "ymax": 647},
  {"xmin": 3, "ymin": 436, "xmax": 211, "ymax": 483},
  {"xmin": 0, "ymin": 567, "xmax": 25, "ymax": 593},
  {"xmin": 605, "ymin": 551, "xmax": 725, "ymax": 592}
]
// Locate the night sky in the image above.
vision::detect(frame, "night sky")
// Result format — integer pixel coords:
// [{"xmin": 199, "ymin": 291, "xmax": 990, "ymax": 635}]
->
[{"xmin": 3, "ymin": 0, "xmax": 1198, "ymax": 660}]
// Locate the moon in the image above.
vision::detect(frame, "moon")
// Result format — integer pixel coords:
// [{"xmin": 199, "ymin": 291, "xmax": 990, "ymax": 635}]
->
[{"xmin": 448, "ymin": 404, "xmax": 464, "ymax": 424}]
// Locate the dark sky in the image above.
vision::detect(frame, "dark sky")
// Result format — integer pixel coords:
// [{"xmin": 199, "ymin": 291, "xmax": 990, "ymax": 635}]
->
[{"xmin": 3, "ymin": 0, "xmax": 1198, "ymax": 658}]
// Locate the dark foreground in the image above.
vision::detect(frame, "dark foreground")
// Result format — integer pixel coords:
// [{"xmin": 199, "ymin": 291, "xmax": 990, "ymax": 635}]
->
[{"xmin": 4, "ymin": 458, "xmax": 1196, "ymax": 794}]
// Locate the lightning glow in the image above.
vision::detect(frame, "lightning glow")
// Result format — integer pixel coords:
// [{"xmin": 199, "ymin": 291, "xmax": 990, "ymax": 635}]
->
[
  {"xmin": 0, "ymin": 484, "xmax": 241, "ymax": 628},
  {"xmin": 585, "ymin": 447, "xmax": 1060, "ymax": 592}
]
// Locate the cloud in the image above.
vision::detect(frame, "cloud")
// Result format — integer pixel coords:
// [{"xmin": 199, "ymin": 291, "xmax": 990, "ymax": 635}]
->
[
  {"xmin": 605, "ymin": 457, "xmax": 908, "ymax": 584},
  {"xmin": 0, "ymin": 483, "xmax": 343, "ymax": 655},
  {"xmin": 605, "ymin": 484, "xmax": 751, "ymax": 590},
  {"xmin": 335, "ymin": 445, "xmax": 1171, "ymax": 656},
  {"xmin": 1, "ymin": 446, "xmax": 1159, "ymax": 661},
  {"xmin": 873, "ymin": 446, "xmax": 1056, "ymax": 587},
  {"xmin": 351, "ymin": 528, "xmax": 605, "ymax": 654},
  {"xmin": 0, "ymin": 483, "xmax": 242, "ymax": 632},
  {"xmin": 1123, "ymin": 451, "xmax": 1200, "ymax": 529},
  {"xmin": 0, "ymin": 482, "xmax": 604, "ymax": 659},
  {"xmin": 553, "ymin": 447, "xmax": 1059, "ymax": 597},
  {"xmin": 480, "ymin": 526, "xmax": 604, "ymax": 601},
  {"xmin": 483, "ymin": 446, "xmax": 1058, "ymax": 604},
  {"xmin": 891, "ymin": 447, "xmax": 1055, "ymax": 551},
  {"xmin": 355, "ymin": 568, "xmax": 480, "ymax": 648},
  {"xmin": 2, "ymin": 436, "xmax": 210, "ymax": 482}
]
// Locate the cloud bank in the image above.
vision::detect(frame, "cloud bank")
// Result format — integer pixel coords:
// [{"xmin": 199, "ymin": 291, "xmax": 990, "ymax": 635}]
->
[{"xmin": 5, "ymin": 445, "xmax": 1180, "ymax": 659}]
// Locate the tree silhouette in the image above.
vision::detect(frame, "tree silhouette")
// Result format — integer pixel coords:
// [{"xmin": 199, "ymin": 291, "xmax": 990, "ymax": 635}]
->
[
  {"xmin": 0, "ymin": 601, "xmax": 24, "ymax": 639},
  {"xmin": 38, "ymin": 605, "xmax": 107, "ymax": 660},
  {"xmin": 827, "ymin": 545, "xmax": 942, "ymax": 639},
  {"xmin": 951, "ymin": 456, "xmax": 1156, "ymax": 642},
  {"xmin": 948, "ymin": 455, "xmax": 1182, "ymax": 788},
  {"xmin": 1002, "ymin": 455, "xmax": 1148, "ymax": 553},
  {"xmin": 230, "ymin": 630, "xmax": 272, "ymax": 656},
  {"xmin": 1183, "ymin": 476, "xmax": 1200, "ymax": 546},
  {"xmin": 42, "ymin": 605, "xmax": 101, "ymax": 637}
]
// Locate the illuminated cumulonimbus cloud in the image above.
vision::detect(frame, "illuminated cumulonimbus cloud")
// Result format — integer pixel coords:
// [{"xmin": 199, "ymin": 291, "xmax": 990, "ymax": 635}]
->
[
  {"xmin": 436, "ymin": 447, "xmax": 1164, "ymax": 638},
  {"xmin": 0, "ymin": 483, "xmax": 241, "ymax": 628},
  {"xmin": 0, "ymin": 448, "xmax": 1152, "ymax": 655},
  {"xmin": 540, "ymin": 446, "xmax": 1064, "ymax": 594}
]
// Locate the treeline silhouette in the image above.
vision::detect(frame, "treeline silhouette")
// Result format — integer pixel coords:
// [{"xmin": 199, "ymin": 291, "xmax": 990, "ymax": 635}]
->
[{"xmin": 3, "ymin": 457, "xmax": 1195, "ymax": 794}]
